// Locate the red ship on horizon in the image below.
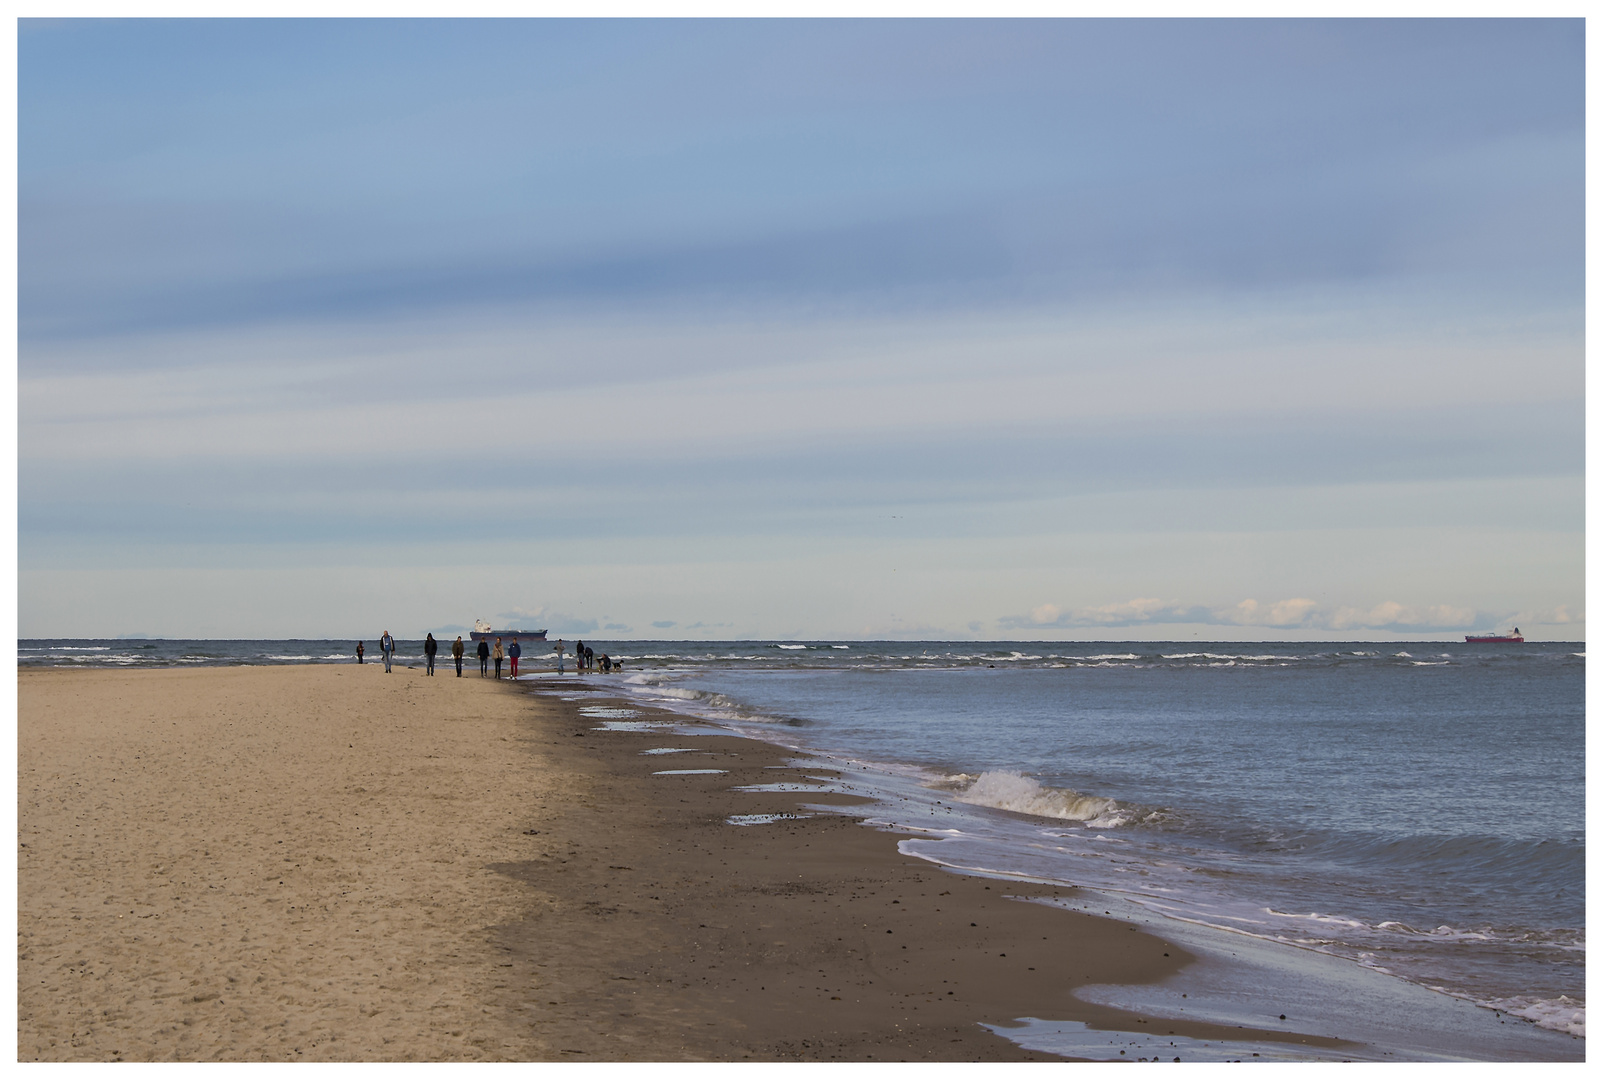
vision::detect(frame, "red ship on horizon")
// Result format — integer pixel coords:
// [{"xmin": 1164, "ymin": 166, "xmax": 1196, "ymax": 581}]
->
[{"xmin": 1465, "ymin": 627, "xmax": 1523, "ymax": 643}]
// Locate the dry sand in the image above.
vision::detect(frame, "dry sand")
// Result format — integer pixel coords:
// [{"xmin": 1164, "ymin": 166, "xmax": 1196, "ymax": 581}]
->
[{"xmin": 19, "ymin": 664, "xmax": 1348, "ymax": 1061}]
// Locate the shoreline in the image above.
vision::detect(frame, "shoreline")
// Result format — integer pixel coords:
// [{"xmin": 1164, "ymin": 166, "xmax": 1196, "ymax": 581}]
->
[{"xmin": 18, "ymin": 664, "xmax": 1576, "ymax": 1060}]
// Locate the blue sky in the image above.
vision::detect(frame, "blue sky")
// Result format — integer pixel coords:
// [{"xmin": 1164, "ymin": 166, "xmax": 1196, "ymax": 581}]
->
[{"xmin": 18, "ymin": 18, "xmax": 1584, "ymax": 640}]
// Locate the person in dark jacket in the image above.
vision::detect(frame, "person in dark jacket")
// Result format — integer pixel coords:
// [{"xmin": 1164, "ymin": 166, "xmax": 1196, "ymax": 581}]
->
[
  {"xmin": 585, "ymin": 645, "xmax": 594, "ymax": 671},
  {"xmin": 477, "ymin": 637, "xmax": 490, "ymax": 676},
  {"xmin": 451, "ymin": 635, "xmax": 464, "ymax": 676},
  {"xmin": 509, "ymin": 637, "xmax": 522, "ymax": 678},
  {"xmin": 423, "ymin": 633, "xmax": 438, "ymax": 675},
  {"xmin": 356, "ymin": 641, "xmax": 365, "ymax": 664}
]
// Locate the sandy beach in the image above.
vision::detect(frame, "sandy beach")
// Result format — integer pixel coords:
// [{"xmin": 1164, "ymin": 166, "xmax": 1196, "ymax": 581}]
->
[{"xmin": 20, "ymin": 663, "xmax": 1352, "ymax": 1061}]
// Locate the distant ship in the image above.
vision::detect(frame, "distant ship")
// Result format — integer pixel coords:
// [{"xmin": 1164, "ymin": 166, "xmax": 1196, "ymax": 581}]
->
[
  {"xmin": 1465, "ymin": 627, "xmax": 1523, "ymax": 643},
  {"xmin": 468, "ymin": 619, "xmax": 548, "ymax": 643}
]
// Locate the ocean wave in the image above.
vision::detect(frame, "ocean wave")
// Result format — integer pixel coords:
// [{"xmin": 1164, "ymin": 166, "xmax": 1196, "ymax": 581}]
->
[
  {"xmin": 939, "ymin": 770, "xmax": 1152, "ymax": 828},
  {"xmin": 1499, "ymin": 994, "xmax": 1585, "ymax": 1037}
]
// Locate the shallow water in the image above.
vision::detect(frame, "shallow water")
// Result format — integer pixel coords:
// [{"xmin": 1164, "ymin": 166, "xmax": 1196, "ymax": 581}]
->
[{"xmin": 597, "ymin": 640, "xmax": 1583, "ymax": 1040}]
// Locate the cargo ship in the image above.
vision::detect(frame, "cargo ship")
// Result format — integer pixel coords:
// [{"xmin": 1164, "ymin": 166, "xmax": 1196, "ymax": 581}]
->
[
  {"xmin": 1465, "ymin": 628, "xmax": 1523, "ymax": 643},
  {"xmin": 468, "ymin": 619, "xmax": 548, "ymax": 643}
]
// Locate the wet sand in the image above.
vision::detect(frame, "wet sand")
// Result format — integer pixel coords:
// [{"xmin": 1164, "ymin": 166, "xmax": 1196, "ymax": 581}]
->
[{"xmin": 19, "ymin": 664, "xmax": 1352, "ymax": 1061}]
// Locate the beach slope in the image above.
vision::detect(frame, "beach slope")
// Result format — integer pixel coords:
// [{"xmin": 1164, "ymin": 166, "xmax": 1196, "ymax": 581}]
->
[{"xmin": 20, "ymin": 665, "xmax": 1340, "ymax": 1061}]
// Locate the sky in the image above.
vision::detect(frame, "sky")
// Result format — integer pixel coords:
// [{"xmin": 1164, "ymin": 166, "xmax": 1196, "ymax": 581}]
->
[{"xmin": 16, "ymin": 18, "xmax": 1585, "ymax": 641}]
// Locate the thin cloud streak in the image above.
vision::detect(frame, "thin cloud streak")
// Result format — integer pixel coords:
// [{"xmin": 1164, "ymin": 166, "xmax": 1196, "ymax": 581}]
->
[{"xmin": 997, "ymin": 597, "xmax": 1546, "ymax": 634}]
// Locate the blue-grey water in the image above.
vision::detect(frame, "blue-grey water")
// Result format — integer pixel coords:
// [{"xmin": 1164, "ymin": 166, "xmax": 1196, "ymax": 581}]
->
[{"xmin": 23, "ymin": 637, "xmax": 1583, "ymax": 1044}]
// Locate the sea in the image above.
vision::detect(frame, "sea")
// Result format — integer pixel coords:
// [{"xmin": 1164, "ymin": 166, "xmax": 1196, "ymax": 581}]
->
[{"xmin": 22, "ymin": 637, "xmax": 1584, "ymax": 1057}]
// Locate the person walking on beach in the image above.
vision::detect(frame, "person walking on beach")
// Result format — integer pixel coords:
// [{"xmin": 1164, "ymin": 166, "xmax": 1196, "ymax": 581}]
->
[
  {"xmin": 356, "ymin": 641, "xmax": 365, "ymax": 664},
  {"xmin": 380, "ymin": 630, "xmax": 395, "ymax": 673},
  {"xmin": 452, "ymin": 635, "xmax": 464, "ymax": 676},
  {"xmin": 493, "ymin": 637, "xmax": 504, "ymax": 679},
  {"xmin": 509, "ymin": 637, "xmax": 521, "ymax": 678},
  {"xmin": 477, "ymin": 637, "xmax": 490, "ymax": 676},
  {"xmin": 555, "ymin": 639, "xmax": 565, "ymax": 674},
  {"xmin": 424, "ymin": 633, "xmax": 438, "ymax": 676}
]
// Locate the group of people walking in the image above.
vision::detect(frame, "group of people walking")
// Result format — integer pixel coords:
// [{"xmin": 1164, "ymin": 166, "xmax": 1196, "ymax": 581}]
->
[{"xmin": 357, "ymin": 633, "xmax": 592, "ymax": 678}]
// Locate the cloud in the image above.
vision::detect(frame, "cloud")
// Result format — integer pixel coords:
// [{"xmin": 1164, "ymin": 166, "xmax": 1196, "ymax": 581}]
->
[
  {"xmin": 1223, "ymin": 597, "xmax": 1321, "ymax": 627},
  {"xmin": 603, "ymin": 622, "xmax": 632, "ymax": 632},
  {"xmin": 1001, "ymin": 598, "xmax": 1213, "ymax": 629},
  {"xmin": 1514, "ymin": 604, "xmax": 1582, "ymax": 625},
  {"xmin": 1001, "ymin": 596, "xmax": 1491, "ymax": 633},
  {"xmin": 1328, "ymin": 601, "xmax": 1477, "ymax": 631},
  {"xmin": 651, "ymin": 620, "xmax": 677, "ymax": 628},
  {"xmin": 495, "ymin": 608, "xmax": 600, "ymax": 635}
]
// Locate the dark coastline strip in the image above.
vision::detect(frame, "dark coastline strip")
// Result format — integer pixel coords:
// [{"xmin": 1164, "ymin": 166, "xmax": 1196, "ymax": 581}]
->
[{"xmin": 493, "ymin": 676, "xmax": 1355, "ymax": 1061}]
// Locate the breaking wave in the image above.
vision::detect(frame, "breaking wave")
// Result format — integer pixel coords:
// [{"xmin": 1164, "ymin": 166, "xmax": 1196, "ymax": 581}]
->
[{"xmin": 939, "ymin": 770, "xmax": 1157, "ymax": 828}]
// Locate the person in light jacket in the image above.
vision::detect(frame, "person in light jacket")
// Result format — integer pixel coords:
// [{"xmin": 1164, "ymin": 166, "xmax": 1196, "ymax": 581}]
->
[
  {"xmin": 380, "ymin": 630, "xmax": 395, "ymax": 673},
  {"xmin": 492, "ymin": 637, "xmax": 504, "ymax": 679}
]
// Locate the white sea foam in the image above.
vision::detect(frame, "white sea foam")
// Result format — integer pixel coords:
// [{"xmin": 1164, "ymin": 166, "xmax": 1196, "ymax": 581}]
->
[
  {"xmin": 727, "ymin": 812, "xmax": 812, "ymax": 826},
  {"xmin": 945, "ymin": 770, "xmax": 1132, "ymax": 826},
  {"xmin": 1502, "ymin": 995, "xmax": 1585, "ymax": 1037},
  {"xmin": 775, "ymin": 644, "xmax": 807, "ymax": 650},
  {"xmin": 733, "ymin": 782, "xmax": 830, "ymax": 793}
]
